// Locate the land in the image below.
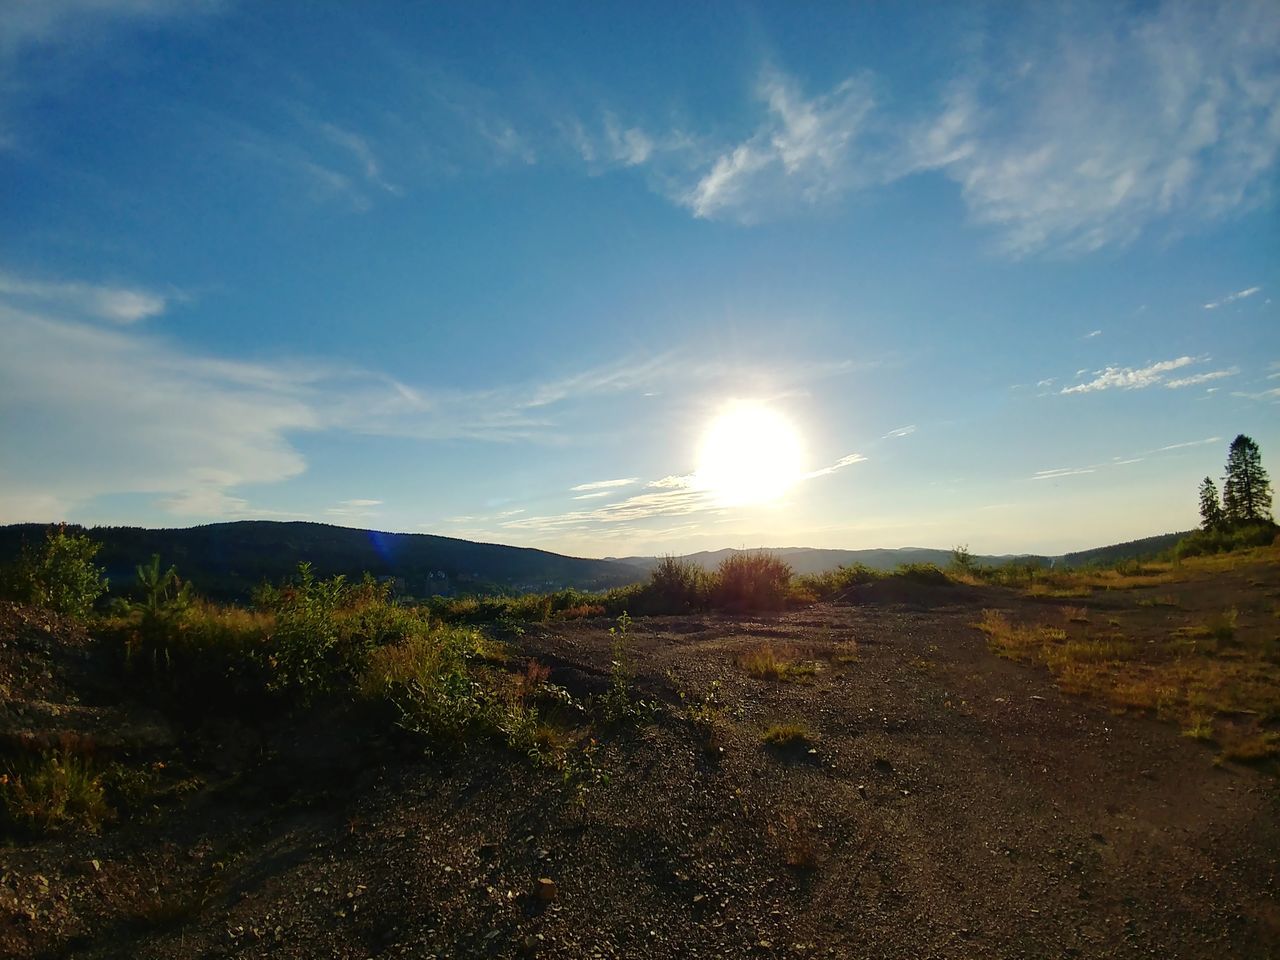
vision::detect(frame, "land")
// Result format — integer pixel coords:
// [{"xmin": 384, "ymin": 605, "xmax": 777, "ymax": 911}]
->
[{"xmin": 1, "ymin": 548, "xmax": 1277, "ymax": 958}]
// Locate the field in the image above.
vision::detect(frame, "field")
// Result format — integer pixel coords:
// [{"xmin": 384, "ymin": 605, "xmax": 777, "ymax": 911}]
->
[{"xmin": 1, "ymin": 547, "xmax": 1277, "ymax": 958}]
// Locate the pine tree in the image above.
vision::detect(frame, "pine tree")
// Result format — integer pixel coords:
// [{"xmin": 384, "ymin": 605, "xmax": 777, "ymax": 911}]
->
[
  {"xmin": 1222, "ymin": 434, "xmax": 1273, "ymax": 523},
  {"xmin": 1198, "ymin": 476, "xmax": 1223, "ymax": 531}
]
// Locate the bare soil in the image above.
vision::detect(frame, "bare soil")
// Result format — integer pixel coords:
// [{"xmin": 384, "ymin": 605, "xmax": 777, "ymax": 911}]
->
[{"xmin": 2, "ymin": 564, "xmax": 1277, "ymax": 959}]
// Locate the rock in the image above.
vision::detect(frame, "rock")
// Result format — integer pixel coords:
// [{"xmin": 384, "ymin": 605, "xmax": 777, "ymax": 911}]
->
[{"xmin": 535, "ymin": 878, "xmax": 557, "ymax": 902}]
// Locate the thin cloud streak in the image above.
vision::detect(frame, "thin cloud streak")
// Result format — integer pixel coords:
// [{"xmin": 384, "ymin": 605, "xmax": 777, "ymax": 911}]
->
[{"xmin": 1203, "ymin": 286, "xmax": 1261, "ymax": 309}]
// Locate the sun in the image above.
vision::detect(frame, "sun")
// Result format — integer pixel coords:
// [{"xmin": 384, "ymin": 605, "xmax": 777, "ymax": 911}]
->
[{"xmin": 695, "ymin": 402, "xmax": 806, "ymax": 506}]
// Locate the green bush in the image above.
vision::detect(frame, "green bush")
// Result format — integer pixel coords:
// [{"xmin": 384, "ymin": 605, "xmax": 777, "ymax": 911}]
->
[
  {"xmin": 891, "ymin": 562, "xmax": 951, "ymax": 584},
  {"xmin": 1174, "ymin": 521, "xmax": 1278, "ymax": 559},
  {"xmin": 795, "ymin": 563, "xmax": 880, "ymax": 600},
  {"xmin": 633, "ymin": 556, "xmax": 708, "ymax": 614},
  {"xmin": 12, "ymin": 526, "xmax": 108, "ymax": 618},
  {"xmin": 711, "ymin": 552, "xmax": 793, "ymax": 611}
]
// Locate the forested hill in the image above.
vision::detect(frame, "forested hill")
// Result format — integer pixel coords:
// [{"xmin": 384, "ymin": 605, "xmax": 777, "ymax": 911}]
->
[
  {"xmin": 1060, "ymin": 531, "xmax": 1194, "ymax": 567},
  {"xmin": 0, "ymin": 522, "xmax": 648, "ymax": 601}
]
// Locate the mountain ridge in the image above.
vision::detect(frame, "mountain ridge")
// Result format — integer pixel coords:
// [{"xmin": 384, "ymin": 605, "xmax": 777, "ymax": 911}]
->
[{"xmin": 0, "ymin": 521, "xmax": 1194, "ymax": 600}]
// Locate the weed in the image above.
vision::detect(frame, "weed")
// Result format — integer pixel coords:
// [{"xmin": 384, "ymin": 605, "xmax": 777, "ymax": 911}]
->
[
  {"xmin": 737, "ymin": 642, "xmax": 816, "ymax": 681},
  {"xmin": 762, "ymin": 722, "xmax": 811, "ymax": 747},
  {"xmin": 1, "ymin": 752, "xmax": 112, "ymax": 835},
  {"xmin": 1182, "ymin": 715, "xmax": 1215, "ymax": 741}
]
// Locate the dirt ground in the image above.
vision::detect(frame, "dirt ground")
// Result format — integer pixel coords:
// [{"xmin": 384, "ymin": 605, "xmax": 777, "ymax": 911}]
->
[{"xmin": 1, "ymin": 565, "xmax": 1277, "ymax": 959}]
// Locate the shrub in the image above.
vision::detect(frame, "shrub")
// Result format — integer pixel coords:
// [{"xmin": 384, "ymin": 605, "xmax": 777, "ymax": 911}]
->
[
  {"xmin": 711, "ymin": 552, "xmax": 793, "ymax": 611},
  {"xmin": 635, "ymin": 555, "xmax": 708, "ymax": 614},
  {"xmin": 360, "ymin": 625, "xmax": 486, "ymax": 750},
  {"xmin": 762, "ymin": 722, "xmax": 811, "ymax": 747},
  {"xmin": 254, "ymin": 563, "xmax": 357, "ymax": 701},
  {"xmin": 1, "ymin": 752, "xmax": 112, "ymax": 835},
  {"xmin": 891, "ymin": 562, "xmax": 950, "ymax": 585},
  {"xmin": 795, "ymin": 563, "xmax": 880, "ymax": 601},
  {"xmin": 12, "ymin": 526, "xmax": 108, "ymax": 618}
]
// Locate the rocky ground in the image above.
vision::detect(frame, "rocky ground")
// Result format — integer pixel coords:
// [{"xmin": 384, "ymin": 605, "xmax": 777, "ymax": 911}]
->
[{"xmin": 1, "ymin": 564, "xmax": 1277, "ymax": 959}]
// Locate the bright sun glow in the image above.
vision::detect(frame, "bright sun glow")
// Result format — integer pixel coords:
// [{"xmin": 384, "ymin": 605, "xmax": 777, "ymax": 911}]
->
[{"xmin": 695, "ymin": 402, "xmax": 806, "ymax": 506}]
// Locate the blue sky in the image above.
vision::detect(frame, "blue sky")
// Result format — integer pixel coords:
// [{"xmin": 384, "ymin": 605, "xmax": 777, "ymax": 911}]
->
[{"xmin": 1, "ymin": 0, "xmax": 1277, "ymax": 557}]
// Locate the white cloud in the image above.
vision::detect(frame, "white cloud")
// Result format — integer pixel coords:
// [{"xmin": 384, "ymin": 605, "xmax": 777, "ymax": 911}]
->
[
  {"xmin": 1165, "ymin": 367, "xmax": 1238, "ymax": 388},
  {"xmin": 669, "ymin": 2, "xmax": 1279, "ymax": 253},
  {"xmin": 1061, "ymin": 356, "xmax": 1199, "ymax": 394},
  {"xmin": 1085, "ymin": 330, "xmax": 1102, "ymax": 339},
  {"xmin": 916, "ymin": 3, "xmax": 1280, "ymax": 255},
  {"xmin": 682, "ymin": 70, "xmax": 878, "ymax": 221},
  {"xmin": 0, "ymin": 307, "xmax": 325, "ymax": 522},
  {"xmin": 569, "ymin": 478, "xmax": 640, "ymax": 492},
  {"xmin": 882, "ymin": 425, "xmax": 916, "ymax": 439},
  {"xmin": 1155, "ymin": 437, "xmax": 1220, "ymax": 451},
  {"xmin": 1032, "ymin": 467, "xmax": 1097, "ymax": 480},
  {"xmin": 1203, "ymin": 285, "xmax": 1262, "ymax": 309},
  {"xmin": 648, "ymin": 474, "xmax": 695, "ymax": 490},
  {"xmin": 0, "ymin": 270, "xmax": 171, "ymax": 323},
  {"xmin": 804, "ymin": 452, "xmax": 867, "ymax": 479}
]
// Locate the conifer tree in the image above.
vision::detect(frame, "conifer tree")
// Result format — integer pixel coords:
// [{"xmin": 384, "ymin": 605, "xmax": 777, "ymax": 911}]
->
[
  {"xmin": 1198, "ymin": 476, "xmax": 1223, "ymax": 531},
  {"xmin": 1222, "ymin": 434, "xmax": 1273, "ymax": 523}
]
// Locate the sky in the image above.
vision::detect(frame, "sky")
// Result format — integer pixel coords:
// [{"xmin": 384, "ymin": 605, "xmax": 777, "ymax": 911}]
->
[{"xmin": 1, "ymin": 0, "xmax": 1277, "ymax": 558}]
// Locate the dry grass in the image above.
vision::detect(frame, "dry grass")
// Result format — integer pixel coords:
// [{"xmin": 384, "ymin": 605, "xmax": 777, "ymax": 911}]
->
[
  {"xmin": 762, "ymin": 722, "xmax": 812, "ymax": 748},
  {"xmin": 1061, "ymin": 605, "xmax": 1090, "ymax": 623},
  {"xmin": 975, "ymin": 600, "xmax": 1280, "ymax": 766},
  {"xmin": 737, "ymin": 643, "xmax": 818, "ymax": 681}
]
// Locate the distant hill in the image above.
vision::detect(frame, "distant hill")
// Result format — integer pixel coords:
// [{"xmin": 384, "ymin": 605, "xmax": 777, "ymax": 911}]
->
[
  {"xmin": 0, "ymin": 522, "xmax": 648, "ymax": 602},
  {"xmin": 612, "ymin": 533, "xmax": 1195, "ymax": 576},
  {"xmin": 1060, "ymin": 531, "xmax": 1194, "ymax": 568},
  {"xmin": 610, "ymin": 546, "xmax": 1050, "ymax": 576},
  {"xmin": 0, "ymin": 522, "xmax": 1197, "ymax": 603}
]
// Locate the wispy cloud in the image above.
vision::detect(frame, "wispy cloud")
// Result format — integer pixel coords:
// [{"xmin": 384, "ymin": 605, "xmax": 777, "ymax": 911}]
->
[
  {"xmin": 804, "ymin": 453, "xmax": 867, "ymax": 479},
  {"xmin": 324, "ymin": 498, "xmax": 383, "ymax": 521},
  {"xmin": 1030, "ymin": 435, "xmax": 1222, "ymax": 483},
  {"xmin": 665, "ymin": 2, "xmax": 1279, "ymax": 253},
  {"xmin": 882, "ymin": 425, "xmax": 916, "ymax": 439},
  {"xmin": 317, "ymin": 122, "xmax": 402, "ymax": 197},
  {"xmin": 1060, "ymin": 356, "xmax": 1199, "ymax": 394},
  {"xmin": 1156, "ymin": 437, "xmax": 1220, "ymax": 452},
  {"xmin": 1032, "ymin": 466, "xmax": 1097, "ymax": 481},
  {"xmin": 1203, "ymin": 285, "xmax": 1262, "ymax": 309},
  {"xmin": 682, "ymin": 69, "xmax": 878, "ymax": 222},
  {"xmin": 1231, "ymin": 387, "xmax": 1280, "ymax": 402},
  {"xmin": 569, "ymin": 478, "xmax": 640, "ymax": 492},
  {"xmin": 0, "ymin": 0, "xmax": 222, "ymax": 57},
  {"xmin": 1165, "ymin": 368, "xmax": 1238, "ymax": 388},
  {"xmin": 1084, "ymin": 330, "xmax": 1102, "ymax": 339},
  {"xmin": 0, "ymin": 270, "xmax": 172, "ymax": 323}
]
